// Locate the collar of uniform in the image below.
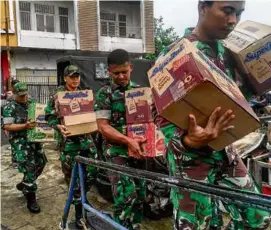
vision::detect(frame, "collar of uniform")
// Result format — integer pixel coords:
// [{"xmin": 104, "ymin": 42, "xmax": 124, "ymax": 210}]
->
[
  {"xmin": 111, "ymin": 80, "xmax": 139, "ymax": 91},
  {"xmin": 184, "ymin": 27, "xmax": 226, "ymax": 58}
]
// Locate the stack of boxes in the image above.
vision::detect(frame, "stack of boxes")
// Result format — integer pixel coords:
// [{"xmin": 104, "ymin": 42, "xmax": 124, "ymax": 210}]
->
[
  {"xmin": 55, "ymin": 90, "xmax": 98, "ymax": 136},
  {"xmin": 223, "ymin": 20, "xmax": 271, "ymax": 95},
  {"xmin": 27, "ymin": 102, "xmax": 56, "ymax": 142},
  {"xmin": 125, "ymin": 87, "xmax": 166, "ymax": 157},
  {"xmin": 148, "ymin": 38, "xmax": 260, "ymax": 150}
]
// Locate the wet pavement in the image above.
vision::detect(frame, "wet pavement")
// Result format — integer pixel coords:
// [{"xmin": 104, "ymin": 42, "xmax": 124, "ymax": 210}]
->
[{"xmin": 1, "ymin": 143, "xmax": 172, "ymax": 230}]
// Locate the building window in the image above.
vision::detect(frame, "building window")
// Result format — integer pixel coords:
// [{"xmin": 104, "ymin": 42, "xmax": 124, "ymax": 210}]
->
[
  {"xmin": 34, "ymin": 3, "xmax": 55, "ymax": 32},
  {"xmin": 100, "ymin": 12, "xmax": 116, "ymax": 37},
  {"xmin": 19, "ymin": 1, "xmax": 31, "ymax": 30},
  {"xmin": 119, "ymin": 14, "xmax": 126, "ymax": 37},
  {"xmin": 19, "ymin": 2, "xmax": 72, "ymax": 34},
  {"xmin": 59, "ymin": 7, "xmax": 69, "ymax": 33}
]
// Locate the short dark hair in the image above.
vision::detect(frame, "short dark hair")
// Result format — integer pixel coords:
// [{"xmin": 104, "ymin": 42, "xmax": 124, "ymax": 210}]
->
[
  {"xmin": 11, "ymin": 79, "xmax": 19, "ymax": 86},
  {"xmin": 107, "ymin": 49, "xmax": 130, "ymax": 66},
  {"xmin": 200, "ymin": 0, "xmax": 214, "ymax": 6}
]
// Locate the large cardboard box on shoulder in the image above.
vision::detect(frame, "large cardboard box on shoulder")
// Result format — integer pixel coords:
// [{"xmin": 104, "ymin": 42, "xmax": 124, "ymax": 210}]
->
[
  {"xmin": 55, "ymin": 90, "xmax": 98, "ymax": 136},
  {"xmin": 148, "ymin": 38, "xmax": 260, "ymax": 150},
  {"xmin": 125, "ymin": 87, "xmax": 153, "ymax": 124},
  {"xmin": 223, "ymin": 20, "xmax": 271, "ymax": 94},
  {"xmin": 28, "ymin": 102, "xmax": 56, "ymax": 142},
  {"xmin": 127, "ymin": 123, "xmax": 166, "ymax": 157}
]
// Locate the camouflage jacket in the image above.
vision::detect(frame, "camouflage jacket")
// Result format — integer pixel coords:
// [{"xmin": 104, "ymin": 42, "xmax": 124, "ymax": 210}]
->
[
  {"xmin": 94, "ymin": 81, "xmax": 140, "ymax": 157},
  {"xmin": 45, "ymin": 85, "xmax": 94, "ymax": 152},
  {"xmin": 2, "ymin": 98, "xmax": 34, "ymax": 139}
]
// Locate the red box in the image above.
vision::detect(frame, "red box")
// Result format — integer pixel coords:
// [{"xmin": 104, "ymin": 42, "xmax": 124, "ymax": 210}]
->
[
  {"xmin": 127, "ymin": 123, "xmax": 166, "ymax": 158},
  {"xmin": 262, "ymin": 184, "xmax": 271, "ymax": 196},
  {"xmin": 125, "ymin": 87, "xmax": 153, "ymax": 124},
  {"xmin": 55, "ymin": 90, "xmax": 94, "ymax": 117}
]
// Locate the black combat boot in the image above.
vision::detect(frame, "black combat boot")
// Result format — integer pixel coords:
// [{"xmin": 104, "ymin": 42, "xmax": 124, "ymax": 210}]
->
[
  {"xmin": 75, "ymin": 203, "xmax": 84, "ymax": 229},
  {"xmin": 24, "ymin": 192, "xmax": 40, "ymax": 213},
  {"xmin": 16, "ymin": 182, "xmax": 24, "ymax": 191}
]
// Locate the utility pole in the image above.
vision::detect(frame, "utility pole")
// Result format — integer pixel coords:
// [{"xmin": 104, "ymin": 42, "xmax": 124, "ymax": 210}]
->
[{"xmin": 4, "ymin": 0, "xmax": 11, "ymax": 91}]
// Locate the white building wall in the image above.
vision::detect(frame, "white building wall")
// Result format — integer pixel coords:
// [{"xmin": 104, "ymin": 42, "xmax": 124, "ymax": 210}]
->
[
  {"xmin": 99, "ymin": 1, "xmax": 141, "ymax": 38},
  {"xmin": 19, "ymin": 31, "xmax": 77, "ymax": 50},
  {"xmin": 99, "ymin": 36, "xmax": 144, "ymax": 53},
  {"xmin": 11, "ymin": 50, "xmax": 64, "ymax": 76},
  {"xmin": 16, "ymin": 0, "xmax": 78, "ymax": 50},
  {"xmin": 98, "ymin": 1, "xmax": 143, "ymax": 53}
]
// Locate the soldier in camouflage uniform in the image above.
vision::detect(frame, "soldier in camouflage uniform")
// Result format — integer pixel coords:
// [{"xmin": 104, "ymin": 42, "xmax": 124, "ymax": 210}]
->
[
  {"xmin": 2, "ymin": 82, "xmax": 47, "ymax": 213},
  {"xmin": 1, "ymin": 79, "xmax": 20, "ymax": 167},
  {"xmin": 155, "ymin": 1, "xmax": 270, "ymax": 229},
  {"xmin": 94, "ymin": 49, "xmax": 146, "ymax": 230},
  {"xmin": 45, "ymin": 65, "xmax": 98, "ymax": 229}
]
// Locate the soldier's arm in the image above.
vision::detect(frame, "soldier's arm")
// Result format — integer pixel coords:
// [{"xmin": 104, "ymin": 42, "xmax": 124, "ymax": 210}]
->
[
  {"xmin": 45, "ymin": 95, "xmax": 60, "ymax": 131},
  {"xmin": 2, "ymin": 104, "xmax": 34, "ymax": 131},
  {"xmin": 94, "ymin": 86, "xmax": 131, "ymax": 146},
  {"xmin": 153, "ymin": 104, "xmax": 213, "ymax": 156},
  {"xmin": 4, "ymin": 123, "xmax": 33, "ymax": 132},
  {"xmin": 96, "ymin": 119, "xmax": 130, "ymax": 145}
]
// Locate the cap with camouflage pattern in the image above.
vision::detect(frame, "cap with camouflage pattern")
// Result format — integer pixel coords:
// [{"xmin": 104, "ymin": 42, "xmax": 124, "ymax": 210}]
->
[
  {"xmin": 64, "ymin": 65, "xmax": 80, "ymax": 77},
  {"xmin": 13, "ymin": 82, "xmax": 28, "ymax": 96}
]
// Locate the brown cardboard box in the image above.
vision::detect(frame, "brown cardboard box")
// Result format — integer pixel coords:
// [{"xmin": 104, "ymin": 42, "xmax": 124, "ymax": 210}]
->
[
  {"xmin": 268, "ymin": 122, "xmax": 271, "ymax": 143},
  {"xmin": 62, "ymin": 113, "xmax": 98, "ymax": 136},
  {"xmin": 55, "ymin": 90, "xmax": 94, "ymax": 117},
  {"xmin": 148, "ymin": 38, "xmax": 260, "ymax": 150},
  {"xmin": 125, "ymin": 87, "xmax": 153, "ymax": 124},
  {"xmin": 28, "ymin": 123, "xmax": 56, "ymax": 142},
  {"xmin": 28, "ymin": 103, "xmax": 47, "ymax": 123},
  {"xmin": 223, "ymin": 20, "xmax": 271, "ymax": 94},
  {"xmin": 28, "ymin": 102, "xmax": 56, "ymax": 142},
  {"xmin": 127, "ymin": 123, "xmax": 166, "ymax": 157}
]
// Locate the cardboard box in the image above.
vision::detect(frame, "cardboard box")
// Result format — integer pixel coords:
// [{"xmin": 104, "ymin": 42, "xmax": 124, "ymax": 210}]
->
[
  {"xmin": 268, "ymin": 121, "xmax": 271, "ymax": 143},
  {"xmin": 148, "ymin": 38, "xmax": 260, "ymax": 150},
  {"xmin": 28, "ymin": 123, "xmax": 56, "ymax": 142},
  {"xmin": 223, "ymin": 20, "xmax": 271, "ymax": 94},
  {"xmin": 28, "ymin": 102, "xmax": 47, "ymax": 123},
  {"xmin": 127, "ymin": 123, "xmax": 166, "ymax": 157},
  {"xmin": 125, "ymin": 87, "xmax": 153, "ymax": 124},
  {"xmin": 28, "ymin": 102, "xmax": 56, "ymax": 142},
  {"xmin": 62, "ymin": 113, "xmax": 98, "ymax": 136},
  {"xmin": 55, "ymin": 90, "xmax": 94, "ymax": 117}
]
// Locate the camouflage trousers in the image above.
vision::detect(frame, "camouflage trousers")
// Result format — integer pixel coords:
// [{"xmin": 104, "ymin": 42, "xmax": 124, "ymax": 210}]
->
[
  {"xmin": 168, "ymin": 150, "xmax": 271, "ymax": 230},
  {"xmin": 60, "ymin": 145, "xmax": 98, "ymax": 204},
  {"xmin": 10, "ymin": 138, "xmax": 47, "ymax": 195},
  {"xmin": 9, "ymin": 140, "xmax": 17, "ymax": 163},
  {"xmin": 106, "ymin": 156, "xmax": 146, "ymax": 230}
]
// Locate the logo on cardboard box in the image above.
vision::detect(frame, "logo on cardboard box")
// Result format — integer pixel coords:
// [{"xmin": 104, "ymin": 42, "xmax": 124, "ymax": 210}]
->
[
  {"xmin": 128, "ymin": 125, "xmax": 146, "ymax": 134},
  {"xmin": 63, "ymin": 91, "xmax": 89, "ymax": 99},
  {"xmin": 126, "ymin": 91, "xmax": 145, "ymax": 98},
  {"xmin": 244, "ymin": 42, "xmax": 271, "ymax": 62},
  {"xmin": 151, "ymin": 69, "xmax": 175, "ymax": 96},
  {"xmin": 150, "ymin": 45, "xmax": 184, "ymax": 78}
]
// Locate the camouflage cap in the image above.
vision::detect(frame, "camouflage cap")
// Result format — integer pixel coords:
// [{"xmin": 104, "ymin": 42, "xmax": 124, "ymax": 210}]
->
[
  {"xmin": 13, "ymin": 82, "xmax": 28, "ymax": 96},
  {"xmin": 64, "ymin": 65, "xmax": 80, "ymax": 77}
]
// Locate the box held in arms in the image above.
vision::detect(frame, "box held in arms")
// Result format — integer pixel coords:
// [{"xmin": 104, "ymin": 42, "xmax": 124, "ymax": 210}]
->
[
  {"xmin": 62, "ymin": 113, "xmax": 97, "ymax": 137},
  {"xmin": 28, "ymin": 102, "xmax": 56, "ymax": 142},
  {"xmin": 55, "ymin": 90, "xmax": 94, "ymax": 116},
  {"xmin": 148, "ymin": 38, "xmax": 260, "ymax": 150},
  {"xmin": 125, "ymin": 87, "xmax": 153, "ymax": 124},
  {"xmin": 127, "ymin": 123, "xmax": 166, "ymax": 158},
  {"xmin": 55, "ymin": 90, "xmax": 97, "ymax": 136},
  {"xmin": 223, "ymin": 20, "xmax": 271, "ymax": 94}
]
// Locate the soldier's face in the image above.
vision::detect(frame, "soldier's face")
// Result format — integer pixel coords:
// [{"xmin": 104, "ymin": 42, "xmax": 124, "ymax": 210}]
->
[
  {"xmin": 15, "ymin": 94, "xmax": 28, "ymax": 103},
  {"xmin": 108, "ymin": 62, "xmax": 133, "ymax": 87},
  {"xmin": 200, "ymin": 1, "xmax": 245, "ymax": 39},
  {"xmin": 65, "ymin": 74, "xmax": 80, "ymax": 90}
]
